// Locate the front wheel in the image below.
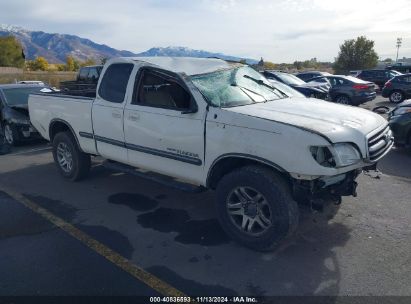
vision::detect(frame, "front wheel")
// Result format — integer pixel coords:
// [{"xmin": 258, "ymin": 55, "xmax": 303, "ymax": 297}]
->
[
  {"xmin": 52, "ymin": 132, "xmax": 91, "ymax": 181},
  {"xmin": 216, "ymin": 166, "xmax": 299, "ymax": 251},
  {"xmin": 3, "ymin": 123, "xmax": 19, "ymax": 146}
]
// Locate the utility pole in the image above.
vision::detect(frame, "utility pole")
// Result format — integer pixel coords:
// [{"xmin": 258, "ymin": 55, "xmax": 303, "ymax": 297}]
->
[{"xmin": 396, "ymin": 37, "xmax": 402, "ymax": 63}]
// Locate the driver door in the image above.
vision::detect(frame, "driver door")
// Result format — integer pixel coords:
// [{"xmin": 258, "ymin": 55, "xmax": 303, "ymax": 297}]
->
[{"xmin": 124, "ymin": 68, "xmax": 205, "ymax": 184}]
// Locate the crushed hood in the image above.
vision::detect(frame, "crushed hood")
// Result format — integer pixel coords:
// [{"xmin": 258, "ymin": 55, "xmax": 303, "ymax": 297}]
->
[{"xmin": 225, "ymin": 97, "xmax": 387, "ymax": 142}]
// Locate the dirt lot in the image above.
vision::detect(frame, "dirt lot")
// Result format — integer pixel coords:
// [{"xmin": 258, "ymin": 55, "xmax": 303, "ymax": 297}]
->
[{"xmin": 0, "ymin": 96, "xmax": 410, "ymax": 301}]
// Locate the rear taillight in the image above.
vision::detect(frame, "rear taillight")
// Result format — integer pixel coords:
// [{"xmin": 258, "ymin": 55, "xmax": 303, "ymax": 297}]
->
[
  {"xmin": 353, "ymin": 84, "xmax": 369, "ymax": 90},
  {"xmin": 384, "ymin": 81, "xmax": 392, "ymax": 88}
]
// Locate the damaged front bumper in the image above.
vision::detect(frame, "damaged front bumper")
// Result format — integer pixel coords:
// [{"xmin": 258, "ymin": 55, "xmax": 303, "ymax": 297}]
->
[{"xmin": 292, "ymin": 169, "xmax": 362, "ymax": 211}]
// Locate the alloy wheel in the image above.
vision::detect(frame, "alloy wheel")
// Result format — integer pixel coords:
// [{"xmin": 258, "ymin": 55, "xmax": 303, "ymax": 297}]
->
[
  {"xmin": 390, "ymin": 92, "xmax": 403, "ymax": 103},
  {"xmin": 226, "ymin": 186, "xmax": 273, "ymax": 236},
  {"xmin": 336, "ymin": 96, "xmax": 349, "ymax": 104},
  {"xmin": 56, "ymin": 142, "xmax": 73, "ymax": 173},
  {"xmin": 4, "ymin": 125, "xmax": 14, "ymax": 145}
]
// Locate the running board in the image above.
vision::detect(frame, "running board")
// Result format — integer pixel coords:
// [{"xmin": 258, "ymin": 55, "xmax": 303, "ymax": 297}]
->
[{"xmin": 101, "ymin": 160, "xmax": 206, "ymax": 193}]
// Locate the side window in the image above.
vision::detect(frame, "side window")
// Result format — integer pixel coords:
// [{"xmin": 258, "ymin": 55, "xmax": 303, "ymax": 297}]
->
[
  {"xmin": 330, "ymin": 78, "xmax": 342, "ymax": 86},
  {"xmin": 376, "ymin": 71, "xmax": 385, "ymax": 77},
  {"xmin": 88, "ymin": 68, "xmax": 99, "ymax": 82},
  {"xmin": 78, "ymin": 68, "xmax": 89, "ymax": 81},
  {"xmin": 360, "ymin": 71, "xmax": 370, "ymax": 77},
  {"xmin": 403, "ymin": 76, "xmax": 411, "ymax": 83},
  {"xmin": 98, "ymin": 63, "xmax": 134, "ymax": 103},
  {"xmin": 134, "ymin": 71, "xmax": 191, "ymax": 110}
]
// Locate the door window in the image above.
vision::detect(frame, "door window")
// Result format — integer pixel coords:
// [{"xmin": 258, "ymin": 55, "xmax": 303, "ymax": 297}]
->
[
  {"xmin": 98, "ymin": 63, "xmax": 134, "ymax": 103},
  {"xmin": 134, "ymin": 70, "xmax": 191, "ymax": 110},
  {"xmin": 88, "ymin": 68, "xmax": 100, "ymax": 82},
  {"xmin": 78, "ymin": 68, "xmax": 89, "ymax": 81}
]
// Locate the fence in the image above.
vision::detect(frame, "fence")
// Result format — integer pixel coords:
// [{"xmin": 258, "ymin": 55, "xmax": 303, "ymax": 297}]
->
[
  {"xmin": 0, "ymin": 70, "xmax": 77, "ymax": 88},
  {"xmin": 0, "ymin": 67, "xmax": 23, "ymax": 74}
]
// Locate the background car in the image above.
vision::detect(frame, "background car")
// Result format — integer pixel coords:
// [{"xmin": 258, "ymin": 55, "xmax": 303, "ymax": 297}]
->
[
  {"xmin": 295, "ymin": 71, "xmax": 332, "ymax": 82},
  {"xmin": 349, "ymin": 70, "xmax": 362, "ymax": 77},
  {"xmin": 60, "ymin": 65, "xmax": 103, "ymax": 97},
  {"xmin": 0, "ymin": 84, "xmax": 53, "ymax": 145},
  {"xmin": 388, "ymin": 99, "xmax": 411, "ymax": 147},
  {"xmin": 307, "ymin": 75, "xmax": 376, "ymax": 105},
  {"xmin": 381, "ymin": 73, "xmax": 411, "ymax": 103},
  {"xmin": 266, "ymin": 79, "xmax": 306, "ymax": 98},
  {"xmin": 357, "ymin": 69, "xmax": 402, "ymax": 89},
  {"xmin": 262, "ymin": 71, "xmax": 329, "ymax": 99},
  {"xmin": 17, "ymin": 80, "xmax": 46, "ymax": 86}
]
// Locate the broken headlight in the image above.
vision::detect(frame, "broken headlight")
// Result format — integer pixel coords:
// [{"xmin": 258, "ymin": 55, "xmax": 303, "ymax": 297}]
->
[{"xmin": 311, "ymin": 143, "xmax": 361, "ymax": 168}]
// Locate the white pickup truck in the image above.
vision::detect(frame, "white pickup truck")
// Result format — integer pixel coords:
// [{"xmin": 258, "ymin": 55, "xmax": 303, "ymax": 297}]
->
[{"xmin": 29, "ymin": 57, "xmax": 393, "ymax": 250}]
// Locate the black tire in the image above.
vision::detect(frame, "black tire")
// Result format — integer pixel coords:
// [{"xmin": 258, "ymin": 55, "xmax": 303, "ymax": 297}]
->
[
  {"xmin": 3, "ymin": 123, "xmax": 20, "ymax": 146},
  {"xmin": 216, "ymin": 165, "xmax": 299, "ymax": 251},
  {"xmin": 52, "ymin": 131, "xmax": 90, "ymax": 181},
  {"xmin": 389, "ymin": 90, "xmax": 405, "ymax": 104},
  {"xmin": 335, "ymin": 94, "xmax": 351, "ymax": 105}
]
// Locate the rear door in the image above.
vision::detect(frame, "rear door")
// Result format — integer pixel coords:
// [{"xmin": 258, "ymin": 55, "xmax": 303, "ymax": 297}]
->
[
  {"xmin": 91, "ymin": 63, "xmax": 134, "ymax": 162},
  {"xmin": 401, "ymin": 76, "xmax": 411, "ymax": 96}
]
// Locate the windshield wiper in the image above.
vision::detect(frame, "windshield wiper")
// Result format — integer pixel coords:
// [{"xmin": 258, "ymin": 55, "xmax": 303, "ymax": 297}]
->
[
  {"xmin": 231, "ymin": 83, "xmax": 266, "ymax": 102},
  {"xmin": 243, "ymin": 75, "xmax": 288, "ymax": 99}
]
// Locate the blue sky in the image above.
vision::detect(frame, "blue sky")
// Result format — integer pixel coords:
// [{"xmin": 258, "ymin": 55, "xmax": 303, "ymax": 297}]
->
[{"xmin": 1, "ymin": 0, "xmax": 410, "ymax": 62}]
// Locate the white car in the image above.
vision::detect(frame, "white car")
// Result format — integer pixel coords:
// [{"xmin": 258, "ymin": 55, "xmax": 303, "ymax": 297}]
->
[{"xmin": 28, "ymin": 57, "xmax": 393, "ymax": 250}]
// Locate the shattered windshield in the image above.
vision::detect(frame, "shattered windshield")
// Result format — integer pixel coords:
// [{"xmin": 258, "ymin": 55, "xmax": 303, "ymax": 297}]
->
[{"xmin": 190, "ymin": 66, "xmax": 285, "ymax": 107}]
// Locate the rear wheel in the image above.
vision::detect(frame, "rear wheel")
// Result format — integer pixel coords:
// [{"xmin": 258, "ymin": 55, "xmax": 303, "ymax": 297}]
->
[
  {"xmin": 52, "ymin": 132, "xmax": 90, "ymax": 181},
  {"xmin": 216, "ymin": 166, "xmax": 299, "ymax": 251},
  {"xmin": 389, "ymin": 91, "xmax": 404, "ymax": 104},
  {"xmin": 335, "ymin": 95, "xmax": 351, "ymax": 105}
]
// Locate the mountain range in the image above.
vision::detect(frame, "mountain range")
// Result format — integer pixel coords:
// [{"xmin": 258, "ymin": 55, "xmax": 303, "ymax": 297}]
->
[{"xmin": 0, "ymin": 24, "xmax": 257, "ymax": 64}]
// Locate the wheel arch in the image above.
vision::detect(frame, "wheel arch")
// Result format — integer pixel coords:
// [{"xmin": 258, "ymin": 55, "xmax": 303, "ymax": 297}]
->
[
  {"xmin": 49, "ymin": 119, "xmax": 83, "ymax": 152},
  {"xmin": 206, "ymin": 154, "xmax": 291, "ymax": 189}
]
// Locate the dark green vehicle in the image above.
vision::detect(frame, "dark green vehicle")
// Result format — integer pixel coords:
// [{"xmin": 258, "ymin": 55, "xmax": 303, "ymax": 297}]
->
[{"xmin": 389, "ymin": 99, "xmax": 411, "ymax": 147}]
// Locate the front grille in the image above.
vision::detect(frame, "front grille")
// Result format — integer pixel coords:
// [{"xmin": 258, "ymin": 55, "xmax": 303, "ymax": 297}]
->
[{"xmin": 367, "ymin": 125, "xmax": 394, "ymax": 161}]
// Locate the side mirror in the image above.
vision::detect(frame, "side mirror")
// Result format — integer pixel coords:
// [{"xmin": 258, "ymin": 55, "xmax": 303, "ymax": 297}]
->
[
  {"xmin": 181, "ymin": 101, "xmax": 198, "ymax": 114},
  {"xmin": 181, "ymin": 106, "xmax": 198, "ymax": 114}
]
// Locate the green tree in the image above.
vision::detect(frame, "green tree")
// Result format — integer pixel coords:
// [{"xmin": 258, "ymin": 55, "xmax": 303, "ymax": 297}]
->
[
  {"xmin": 383, "ymin": 58, "xmax": 393, "ymax": 64},
  {"xmin": 65, "ymin": 55, "xmax": 76, "ymax": 71},
  {"xmin": 80, "ymin": 58, "xmax": 97, "ymax": 67},
  {"xmin": 333, "ymin": 36, "xmax": 378, "ymax": 74},
  {"xmin": 26, "ymin": 56, "xmax": 49, "ymax": 71},
  {"xmin": 0, "ymin": 36, "xmax": 25, "ymax": 68},
  {"xmin": 56, "ymin": 64, "xmax": 66, "ymax": 71},
  {"xmin": 263, "ymin": 61, "xmax": 277, "ymax": 70}
]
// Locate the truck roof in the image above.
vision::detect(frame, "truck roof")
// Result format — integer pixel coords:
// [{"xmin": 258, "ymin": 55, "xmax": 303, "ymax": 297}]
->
[{"xmin": 117, "ymin": 56, "xmax": 235, "ymax": 76}]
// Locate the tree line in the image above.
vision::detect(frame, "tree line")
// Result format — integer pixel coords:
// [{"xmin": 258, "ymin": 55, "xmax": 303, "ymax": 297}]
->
[
  {"xmin": 0, "ymin": 36, "xmax": 102, "ymax": 72},
  {"xmin": 1, "ymin": 35, "xmax": 380, "ymax": 74}
]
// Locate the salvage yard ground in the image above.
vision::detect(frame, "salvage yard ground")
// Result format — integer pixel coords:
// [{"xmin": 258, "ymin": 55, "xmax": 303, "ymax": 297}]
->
[{"xmin": 0, "ymin": 96, "xmax": 410, "ymax": 298}]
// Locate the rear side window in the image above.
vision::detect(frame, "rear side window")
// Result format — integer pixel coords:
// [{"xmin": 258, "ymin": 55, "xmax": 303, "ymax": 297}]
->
[
  {"xmin": 360, "ymin": 71, "xmax": 372, "ymax": 77},
  {"xmin": 78, "ymin": 68, "xmax": 89, "ymax": 81},
  {"xmin": 98, "ymin": 63, "xmax": 134, "ymax": 103},
  {"xmin": 88, "ymin": 68, "xmax": 100, "ymax": 82}
]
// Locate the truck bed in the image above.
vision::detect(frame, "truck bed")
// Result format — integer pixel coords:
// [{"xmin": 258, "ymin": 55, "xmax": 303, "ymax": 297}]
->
[{"xmin": 28, "ymin": 93, "xmax": 97, "ymax": 154}]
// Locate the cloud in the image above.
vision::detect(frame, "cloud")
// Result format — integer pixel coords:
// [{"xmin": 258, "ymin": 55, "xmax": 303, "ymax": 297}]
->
[{"xmin": 0, "ymin": 0, "xmax": 410, "ymax": 62}]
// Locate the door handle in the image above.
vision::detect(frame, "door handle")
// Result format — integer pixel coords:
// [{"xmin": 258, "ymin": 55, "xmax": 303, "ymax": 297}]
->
[
  {"xmin": 112, "ymin": 111, "xmax": 122, "ymax": 119},
  {"xmin": 128, "ymin": 114, "xmax": 140, "ymax": 121}
]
